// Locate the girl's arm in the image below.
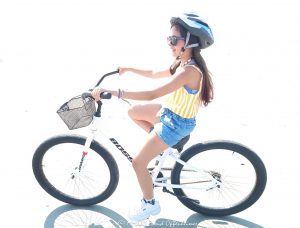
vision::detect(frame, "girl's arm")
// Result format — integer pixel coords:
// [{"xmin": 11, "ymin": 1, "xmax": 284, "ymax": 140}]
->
[
  {"xmin": 93, "ymin": 67, "xmax": 199, "ymax": 101},
  {"xmin": 119, "ymin": 67, "xmax": 172, "ymax": 79}
]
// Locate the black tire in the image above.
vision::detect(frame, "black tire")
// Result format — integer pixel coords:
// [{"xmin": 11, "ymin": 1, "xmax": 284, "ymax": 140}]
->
[
  {"xmin": 32, "ymin": 134, "xmax": 119, "ymax": 206},
  {"xmin": 171, "ymin": 141, "xmax": 267, "ymax": 216}
]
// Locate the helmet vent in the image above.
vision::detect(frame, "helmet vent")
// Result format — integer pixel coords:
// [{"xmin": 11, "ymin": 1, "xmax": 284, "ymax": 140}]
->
[
  {"xmin": 185, "ymin": 13, "xmax": 198, "ymax": 17},
  {"xmin": 188, "ymin": 16, "xmax": 209, "ymax": 28}
]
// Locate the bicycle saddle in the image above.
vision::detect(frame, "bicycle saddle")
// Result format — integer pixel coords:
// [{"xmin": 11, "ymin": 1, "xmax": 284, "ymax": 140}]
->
[{"xmin": 172, "ymin": 135, "xmax": 190, "ymax": 152}]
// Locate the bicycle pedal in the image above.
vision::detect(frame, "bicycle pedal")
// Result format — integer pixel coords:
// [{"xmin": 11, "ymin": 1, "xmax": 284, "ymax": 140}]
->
[{"xmin": 155, "ymin": 177, "xmax": 167, "ymax": 183}]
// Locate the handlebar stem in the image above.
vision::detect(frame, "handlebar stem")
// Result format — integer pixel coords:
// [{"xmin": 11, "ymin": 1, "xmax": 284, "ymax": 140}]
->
[{"xmin": 94, "ymin": 101, "xmax": 103, "ymax": 117}]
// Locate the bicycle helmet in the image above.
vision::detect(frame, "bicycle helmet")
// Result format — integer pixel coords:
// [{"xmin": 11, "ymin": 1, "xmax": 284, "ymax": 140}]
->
[{"xmin": 170, "ymin": 13, "xmax": 214, "ymax": 49}]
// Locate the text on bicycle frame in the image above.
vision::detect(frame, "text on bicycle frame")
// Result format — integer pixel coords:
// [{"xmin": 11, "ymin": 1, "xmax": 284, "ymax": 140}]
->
[{"xmin": 109, "ymin": 138, "xmax": 133, "ymax": 162}]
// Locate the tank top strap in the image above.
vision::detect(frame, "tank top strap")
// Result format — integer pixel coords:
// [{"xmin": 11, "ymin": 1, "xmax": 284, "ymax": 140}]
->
[{"xmin": 183, "ymin": 58, "xmax": 201, "ymax": 73}]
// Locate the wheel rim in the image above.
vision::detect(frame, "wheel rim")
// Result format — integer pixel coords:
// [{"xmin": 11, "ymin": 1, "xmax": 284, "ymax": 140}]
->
[
  {"xmin": 39, "ymin": 142, "xmax": 112, "ymax": 202},
  {"xmin": 176, "ymin": 148, "xmax": 258, "ymax": 211}
]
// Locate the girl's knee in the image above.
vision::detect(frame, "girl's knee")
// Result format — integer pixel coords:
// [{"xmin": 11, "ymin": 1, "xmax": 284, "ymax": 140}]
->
[
  {"xmin": 132, "ymin": 157, "xmax": 146, "ymax": 171},
  {"xmin": 127, "ymin": 106, "xmax": 135, "ymax": 119},
  {"xmin": 127, "ymin": 105, "xmax": 140, "ymax": 119}
]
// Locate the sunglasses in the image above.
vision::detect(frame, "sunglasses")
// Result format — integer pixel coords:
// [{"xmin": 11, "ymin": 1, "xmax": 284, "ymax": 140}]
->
[{"xmin": 167, "ymin": 35, "xmax": 185, "ymax": 46}]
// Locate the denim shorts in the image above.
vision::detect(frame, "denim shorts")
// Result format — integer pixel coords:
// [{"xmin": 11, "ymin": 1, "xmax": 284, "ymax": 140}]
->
[{"xmin": 154, "ymin": 108, "xmax": 196, "ymax": 147}]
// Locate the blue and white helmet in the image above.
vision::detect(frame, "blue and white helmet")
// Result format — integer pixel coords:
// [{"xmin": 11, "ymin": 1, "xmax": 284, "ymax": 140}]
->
[{"xmin": 171, "ymin": 13, "xmax": 214, "ymax": 49}]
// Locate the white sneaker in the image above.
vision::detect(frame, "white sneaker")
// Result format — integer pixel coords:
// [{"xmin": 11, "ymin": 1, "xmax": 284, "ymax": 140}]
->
[{"xmin": 128, "ymin": 199, "xmax": 161, "ymax": 222}]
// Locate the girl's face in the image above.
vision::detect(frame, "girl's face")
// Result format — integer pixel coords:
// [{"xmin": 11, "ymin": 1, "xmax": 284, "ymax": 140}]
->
[{"xmin": 168, "ymin": 26, "xmax": 185, "ymax": 58}]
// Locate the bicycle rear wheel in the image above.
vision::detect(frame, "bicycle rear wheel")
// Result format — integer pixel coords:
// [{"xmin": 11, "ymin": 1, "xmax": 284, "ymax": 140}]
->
[
  {"xmin": 171, "ymin": 141, "xmax": 267, "ymax": 216},
  {"xmin": 32, "ymin": 134, "xmax": 119, "ymax": 206}
]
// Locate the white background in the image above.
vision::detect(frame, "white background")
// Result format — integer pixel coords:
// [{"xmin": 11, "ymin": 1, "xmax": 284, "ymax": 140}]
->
[{"xmin": 1, "ymin": 0, "xmax": 300, "ymax": 227}]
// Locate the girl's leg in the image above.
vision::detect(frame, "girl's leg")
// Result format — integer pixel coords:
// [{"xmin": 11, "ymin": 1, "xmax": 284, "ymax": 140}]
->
[
  {"xmin": 131, "ymin": 132, "xmax": 169, "ymax": 199},
  {"xmin": 129, "ymin": 133, "xmax": 167, "ymax": 221},
  {"xmin": 128, "ymin": 103, "xmax": 161, "ymax": 132}
]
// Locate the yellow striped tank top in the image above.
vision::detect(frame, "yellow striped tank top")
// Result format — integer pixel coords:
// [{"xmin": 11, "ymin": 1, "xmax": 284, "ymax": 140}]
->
[{"xmin": 164, "ymin": 60, "xmax": 202, "ymax": 118}]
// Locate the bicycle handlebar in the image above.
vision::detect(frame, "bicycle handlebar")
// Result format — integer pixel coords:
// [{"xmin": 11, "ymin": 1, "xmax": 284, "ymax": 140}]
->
[
  {"xmin": 82, "ymin": 90, "xmax": 112, "ymax": 117},
  {"xmin": 94, "ymin": 69, "xmax": 119, "ymax": 87},
  {"xmin": 82, "ymin": 91, "xmax": 112, "ymax": 100},
  {"xmin": 82, "ymin": 69, "xmax": 119, "ymax": 100}
]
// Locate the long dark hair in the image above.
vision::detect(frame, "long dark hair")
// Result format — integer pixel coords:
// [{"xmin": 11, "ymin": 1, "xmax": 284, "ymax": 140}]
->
[{"xmin": 170, "ymin": 24, "xmax": 214, "ymax": 106}]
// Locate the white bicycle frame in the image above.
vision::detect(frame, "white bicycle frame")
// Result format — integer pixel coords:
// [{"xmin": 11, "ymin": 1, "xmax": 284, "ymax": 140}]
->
[{"xmin": 82, "ymin": 107, "xmax": 221, "ymax": 192}]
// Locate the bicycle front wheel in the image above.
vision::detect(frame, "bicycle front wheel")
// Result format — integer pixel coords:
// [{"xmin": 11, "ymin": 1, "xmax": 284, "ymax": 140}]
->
[
  {"xmin": 32, "ymin": 134, "xmax": 119, "ymax": 206},
  {"xmin": 171, "ymin": 141, "xmax": 267, "ymax": 216}
]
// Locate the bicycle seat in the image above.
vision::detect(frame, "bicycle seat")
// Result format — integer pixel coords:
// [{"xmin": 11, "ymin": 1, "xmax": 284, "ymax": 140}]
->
[{"xmin": 172, "ymin": 135, "xmax": 190, "ymax": 152}]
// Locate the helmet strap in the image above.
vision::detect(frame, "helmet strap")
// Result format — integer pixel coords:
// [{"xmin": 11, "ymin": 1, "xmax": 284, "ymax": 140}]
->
[
  {"xmin": 177, "ymin": 48, "xmax": 185, "ymax": 60},
  {"xmin": 174, "ymin": 32, "xmax": 199, "ymax": 62},
  {"xmin": 184, "ymin": 32, "xmax": 199, "ymax": 49}
]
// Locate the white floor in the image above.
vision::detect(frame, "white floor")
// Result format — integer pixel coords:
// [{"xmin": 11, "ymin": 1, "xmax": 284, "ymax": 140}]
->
[{"xmin": 1, "ymin": 0, "xmax": 300, "ymax": 227}]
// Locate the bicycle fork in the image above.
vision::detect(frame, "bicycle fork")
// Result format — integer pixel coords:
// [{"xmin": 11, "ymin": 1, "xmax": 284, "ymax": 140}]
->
[{"xmin": 77, "ymin": 117, "xmax": 100, "ymax": 173}]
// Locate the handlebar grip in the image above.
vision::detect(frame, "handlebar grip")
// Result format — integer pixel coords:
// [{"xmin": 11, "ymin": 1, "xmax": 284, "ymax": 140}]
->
[
  {"xmin": 81, "ymin": 91, "xmax": 112, "ymax": 100},
  {"xmin": 100, "ymin": 92, "xmax": 112, "ymax": 99}
]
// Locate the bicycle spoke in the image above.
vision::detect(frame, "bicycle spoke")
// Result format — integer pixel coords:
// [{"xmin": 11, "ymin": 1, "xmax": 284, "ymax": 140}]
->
[
  {"xmin": 176, "ymin": 148, "xmax": 257, "ymax": 210},
  {"xmin": 41, "ymin": 143, "xmax": 111, "ymax": 200}
]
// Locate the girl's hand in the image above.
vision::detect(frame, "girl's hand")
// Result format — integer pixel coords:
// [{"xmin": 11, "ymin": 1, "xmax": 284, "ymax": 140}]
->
[
  {"xmin": 118, "ymin": 67, "xmax": 128, "ymax": 75},
  {"xmin": 91, "ymin": 87, "xmax": 104, "ymax": 101}
]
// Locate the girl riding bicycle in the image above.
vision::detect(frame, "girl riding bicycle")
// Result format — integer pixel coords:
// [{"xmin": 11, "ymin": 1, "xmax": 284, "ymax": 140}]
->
[{"xmin": 92, "ymin": 13, "xmax": 214, "ymax": 222}]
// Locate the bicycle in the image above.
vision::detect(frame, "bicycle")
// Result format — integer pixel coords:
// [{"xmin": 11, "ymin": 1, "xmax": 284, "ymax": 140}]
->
[{"xmin": 32, "ymin": 70, "xmax": 267, "ymax": 216}]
